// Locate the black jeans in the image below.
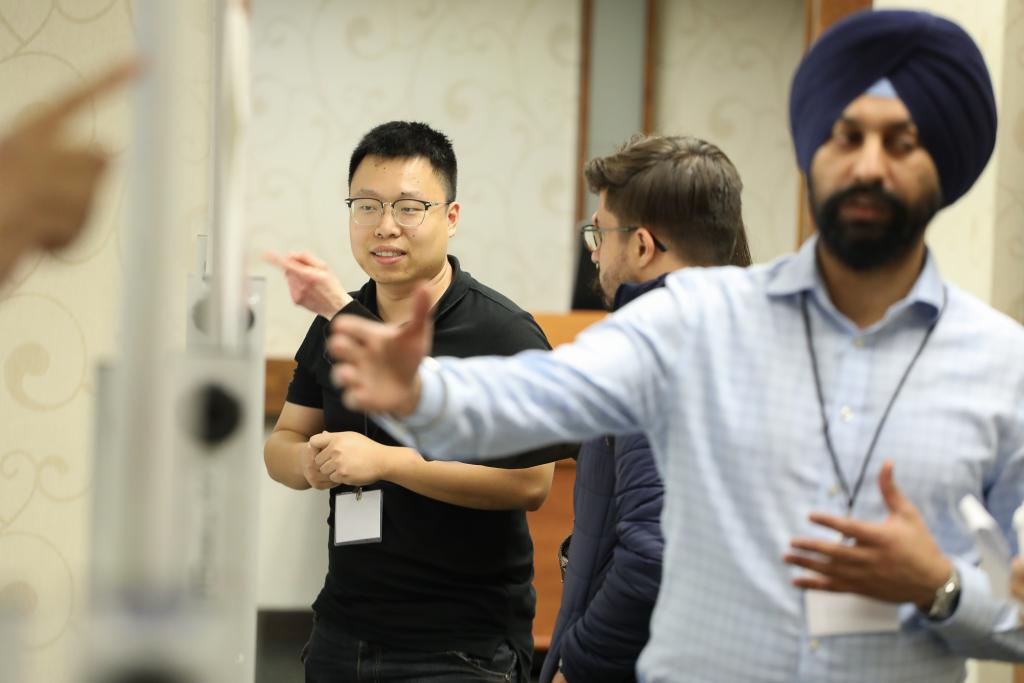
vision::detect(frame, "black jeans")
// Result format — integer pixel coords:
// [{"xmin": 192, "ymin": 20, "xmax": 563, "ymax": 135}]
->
[{"xmin": 302, "ymin": 616, "xmax": 519, "ymax": 682}]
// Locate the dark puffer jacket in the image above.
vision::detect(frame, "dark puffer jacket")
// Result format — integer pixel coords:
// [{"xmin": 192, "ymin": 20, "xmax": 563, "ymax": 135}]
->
[{"xmin": 540, "ymin": 277, "xmax": 666, "ymax": 683}]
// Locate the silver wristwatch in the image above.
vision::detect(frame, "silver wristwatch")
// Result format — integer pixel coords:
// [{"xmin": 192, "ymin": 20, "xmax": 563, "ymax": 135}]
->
[{"xmin": 926, "ymin": 567, "xmax": 961, "ymax": 620}]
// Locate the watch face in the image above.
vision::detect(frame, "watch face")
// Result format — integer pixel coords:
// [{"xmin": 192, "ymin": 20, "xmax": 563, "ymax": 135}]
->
[{"xmin": 928, "ymin": 571, "xmax": 961, "ymax": 619}]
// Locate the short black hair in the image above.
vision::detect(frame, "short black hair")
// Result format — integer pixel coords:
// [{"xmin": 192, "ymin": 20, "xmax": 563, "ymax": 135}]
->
[{"xmin": 348, "ymin": 121, "xmax": 457, "ymax": 201}]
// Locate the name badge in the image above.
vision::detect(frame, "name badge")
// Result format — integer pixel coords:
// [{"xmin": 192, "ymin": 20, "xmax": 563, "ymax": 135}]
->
[
  {"xmin": 333, "ymin": 489, "xmax": 382, "ymax": 546},
  {"xmin": 805, "ymin": 590, "xmax": 900, "ymax": 637}
]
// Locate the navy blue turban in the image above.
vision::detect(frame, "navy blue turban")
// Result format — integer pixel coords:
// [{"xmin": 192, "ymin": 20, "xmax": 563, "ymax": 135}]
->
[{"xmin": 789, "ymin": 10, "xmax": 997, "ymax": 207}]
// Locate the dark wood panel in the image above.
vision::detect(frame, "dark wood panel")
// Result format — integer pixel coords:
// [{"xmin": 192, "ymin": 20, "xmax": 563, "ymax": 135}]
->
[
  {"xmin": 265, "ymin": 358, "xmax": 296, "ymax": 421},
  {"xmin": 642, "ymin": 0, "xmax": 656, "ymax": 135},
  {"xmin": 528, "ymin": 458, "xmax": 576, "ymax": 650},
  {"xmin": 574, "ymin": 0, "xmax": 593, "ymax": 225}
]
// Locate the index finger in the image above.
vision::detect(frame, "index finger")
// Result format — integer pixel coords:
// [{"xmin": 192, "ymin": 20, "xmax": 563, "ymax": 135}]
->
[
  {"xmin": 25, "ymin": 59, "xmax": 140, "ymax": 134},
  {"xmin": 288, "ymin": 251, "xmax": 327, "ymax": 269},
  {"xmin": 263, "ymin": 250, "xmax": 290, "ymax": 270},
  {"xmin": 808, "ymin": 512, "xmax": 885, "ymax": 545}
]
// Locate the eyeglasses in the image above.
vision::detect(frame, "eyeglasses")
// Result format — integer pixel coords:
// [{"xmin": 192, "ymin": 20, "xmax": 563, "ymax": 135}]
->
[
  {"xmin": 345, "ymin": 197, "xmax": 451, "ymax": 229},
  {"xmin": 580, "ymin": 223, "xmax": 668, "ymax": 252}
]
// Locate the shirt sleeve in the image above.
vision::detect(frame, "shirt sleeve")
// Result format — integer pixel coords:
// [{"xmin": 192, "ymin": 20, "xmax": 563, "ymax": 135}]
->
[
  {"xmin": 286, "ymin": 300, "xmax": 378, "ymax": 409},
  {"xmin": 285, "ymin": 316, "xmax": 328, "ymax": 409},
  {"xmin": 923, "ymin": 394, "xmax": 1024, "ymax": 659},
  {"xmin": 390, "ymin": 286, "xmax": 680, "ymax": 461}
]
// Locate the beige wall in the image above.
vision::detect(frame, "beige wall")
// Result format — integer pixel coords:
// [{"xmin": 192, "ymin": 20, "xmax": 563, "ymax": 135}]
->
[
  {"xmin": 0, "ymin": 1, "xmax": 1020, "ymax": 682},
  {"xmin": 873, "ymin": 0, "xmax": 1024, "ymax": 325},
  {"xmin": 860, "ymin": 2, "xmax": 1024, "ymax": 679},
  {"xmin": 653, "ymin": 0, "xmax": 806, "ymax": 263},
  {"xmin": 0, "ymin": 1, "xmax": 211, "ymax": 681},
  {"xmin": 248, "ymin": 0, "xmax": 583, "ymax": 358}
]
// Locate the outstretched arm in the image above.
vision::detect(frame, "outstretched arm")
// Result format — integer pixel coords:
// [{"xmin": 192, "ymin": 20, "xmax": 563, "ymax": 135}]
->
[{"xmin": 329, "ymin": 284, "xmax": 675, "ymax": 462}]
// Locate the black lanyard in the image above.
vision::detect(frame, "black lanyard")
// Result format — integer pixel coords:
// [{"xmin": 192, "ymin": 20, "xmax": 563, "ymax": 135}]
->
[{"xmin": 800, "ymin": 290, "xmax": 945, "ymax": 515}]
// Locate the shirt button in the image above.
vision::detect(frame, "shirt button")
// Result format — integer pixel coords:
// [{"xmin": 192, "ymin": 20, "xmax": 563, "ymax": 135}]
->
[
  {"xmin": 840, "ymin": 405, "xmax": 854, "ymax": 422},
  {"xmin": 829, "ymin": 483, "xmax": 842, "ymax": 497},
  {"xmin": 853, "ymin": 337, "xmax": 865, "ymax": 348},
  {"xmin": 809, "ymin": 638, "xmax": 820, "ymax": 651}
]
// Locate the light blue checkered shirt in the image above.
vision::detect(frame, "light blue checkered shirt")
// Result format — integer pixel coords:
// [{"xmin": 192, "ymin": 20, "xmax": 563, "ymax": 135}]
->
[{"xmin": 380, "ymin": 236, "xmax": 1024, "ymax": 682}]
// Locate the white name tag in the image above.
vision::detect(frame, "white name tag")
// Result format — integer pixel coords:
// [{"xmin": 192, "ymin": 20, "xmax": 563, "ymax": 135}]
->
[
  {"xmin": 805, "ymin": 590, "xmax": 900, "ymax": 637},
  {"xmin": 333, "ymin": 489, "xmax": 382, "ymax": 546}
]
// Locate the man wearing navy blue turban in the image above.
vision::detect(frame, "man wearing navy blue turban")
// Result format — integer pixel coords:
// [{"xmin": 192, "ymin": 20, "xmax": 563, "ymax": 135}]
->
[
  {"xmin": 325, "ymin": 9, "xmax": 1024, "ymax": 682},
  {"xmin": 789, "ymin": 9, "xmax": 997, "ymax": 271}
]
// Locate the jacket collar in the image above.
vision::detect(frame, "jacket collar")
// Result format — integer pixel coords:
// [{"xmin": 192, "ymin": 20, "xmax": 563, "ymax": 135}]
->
[{"xmin": 612, "ymin": 273, "xmax": 669, "ymax": 311}]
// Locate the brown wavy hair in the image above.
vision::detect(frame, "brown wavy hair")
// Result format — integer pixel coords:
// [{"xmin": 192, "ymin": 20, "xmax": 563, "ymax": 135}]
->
[{"xmin": 584, "ymin": 135, "xmax": 751, "ymax": 267}]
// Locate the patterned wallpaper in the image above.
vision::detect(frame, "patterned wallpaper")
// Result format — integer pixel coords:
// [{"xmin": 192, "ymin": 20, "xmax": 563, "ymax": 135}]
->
[
  {"xmin": 0, "ymin": 1, "xmax": 1019, "ymax": 682},
  {"xmin": 992, "ymin": 0, "xmax": 1024, "ymax": 323},
  {"xmin": 0, "ymin": 2, "xmax": 211, "ymax": 681},
  {"xmin": 652, "ymin": 0, "xmax": 805, "ymax": 263},
  {"xmin": 873, "ymin": 0, "xmax": 1024, "ymax": 324},
  {"xmin": 247, "ymin": 0, "xmax": 583, "ymax": 357}
]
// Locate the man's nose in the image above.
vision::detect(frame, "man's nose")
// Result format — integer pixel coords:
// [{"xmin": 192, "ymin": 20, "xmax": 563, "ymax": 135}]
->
[
  {"xmin": 375, "ymin": 209, "xmax": 402, "ymax": 238},
  {"xmin": 851, "ymin": 134, "xmax": 887, "ymax": 187}
]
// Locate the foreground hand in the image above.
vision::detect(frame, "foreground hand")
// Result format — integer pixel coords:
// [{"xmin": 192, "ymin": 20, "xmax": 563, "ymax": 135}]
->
[
  {"xmin": 310, "ymin": 431, "xmax": 393, "ymax": 487},
  {"xmin": 784, "ymin": 460, "xmax": 951, "ymax": 609},
  {"xmin": 264, "ymin": 250, "xmax": 352, "ymax": 318},
  {"xmin": 0, "ymin": 60, "xmax": 138, "ymax": 282},
  {"xmin": 301, "ymin": 435, "xmax": 335, "ymax": 490},
  {"xmin": 328, "ymin": 284, "xmax": 433, "ymax": 415}
]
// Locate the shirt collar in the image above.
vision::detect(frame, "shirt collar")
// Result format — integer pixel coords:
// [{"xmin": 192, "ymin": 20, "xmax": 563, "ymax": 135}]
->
[
  {"xmin": 765, "ymin": 234, "xmax": 946, "ymax": 323},
  {"xmin": 356, "ymin": 254, "xmax": 468, "ymax": 320}
]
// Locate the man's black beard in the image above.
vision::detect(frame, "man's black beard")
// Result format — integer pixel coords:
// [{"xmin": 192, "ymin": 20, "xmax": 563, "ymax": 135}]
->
[
  {"xmin": 590, "ymin": 272, "xmax": 614, "ymax": 310},
  {"xmin": 811, "ymin": 180, "xmax": 939, "ymax": 271}
]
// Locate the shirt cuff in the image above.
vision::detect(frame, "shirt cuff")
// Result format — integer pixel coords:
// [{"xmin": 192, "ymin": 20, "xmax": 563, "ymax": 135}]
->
[
  {"xmin": 404, "ymin": 357, "xmax": 447, "ymax": 429},
  {"xmin": 370, "ymin": 358, "xmax": 447, "ymax": 450},
  {"xmin": 922, "ymin": 557, "xmax": 1020, "ymax": 638}
]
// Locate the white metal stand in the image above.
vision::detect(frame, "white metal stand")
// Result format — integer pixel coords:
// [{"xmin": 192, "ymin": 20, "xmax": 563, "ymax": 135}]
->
[{"xmin": 83, "ymin": 1, "xmax": 261, "ymax": 681}]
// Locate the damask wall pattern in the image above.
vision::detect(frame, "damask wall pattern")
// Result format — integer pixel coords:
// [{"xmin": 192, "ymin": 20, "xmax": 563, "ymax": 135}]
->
[
  {"xmin": 992, "ymin": 0, "xmax": 1024, "ymax": 323},
  {"xmin": 0, "ymin": 2, "xmax": 212, "ymax": 681},
  {"xmin": 652, "ymin": 0, "xmax": 805, "ymax": 264},
  {"xmin": 873, "ymin": 0, "xmax": 1024, "ymax": 324},
  {"xmin": 247, "ymin": 0, "xmax": 583, "ymax": 358}
]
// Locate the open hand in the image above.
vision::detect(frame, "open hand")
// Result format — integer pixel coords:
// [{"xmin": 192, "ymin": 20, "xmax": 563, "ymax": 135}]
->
[
  {"xmin": 785, "ymin": 461, "xmax": 952, "ymax": 609},
  {"xmin": 328, "ymin": 284, "xmax": 433, "ymax": 415},
  {"xmin": 264, "ymin": 249, "xmax": 352, "ymax": 319},
  {"xmin": 0, "ymin": 60, "xmax": 138, "ymax": 281}
]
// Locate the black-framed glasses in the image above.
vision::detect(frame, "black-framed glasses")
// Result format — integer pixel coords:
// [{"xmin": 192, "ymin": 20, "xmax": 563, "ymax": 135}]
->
[
  {"xmin": 345, "ymin": 197, "xmax": 451, "ymax": 229},
  {"xmin": 580, "ymin": 223, "xmax": 668, "ymax": 252}
]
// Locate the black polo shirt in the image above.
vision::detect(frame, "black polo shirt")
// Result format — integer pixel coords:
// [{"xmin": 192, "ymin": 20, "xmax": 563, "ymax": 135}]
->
[{"xmin": 286, "ymin": 255, "xmax": 550, "ymax": 670}]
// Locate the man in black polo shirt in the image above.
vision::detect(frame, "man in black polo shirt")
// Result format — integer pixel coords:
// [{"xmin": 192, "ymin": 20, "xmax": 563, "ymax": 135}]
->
[{"xmin": 264, "ymin": 121, "xmax": 555, "ymax": 682}]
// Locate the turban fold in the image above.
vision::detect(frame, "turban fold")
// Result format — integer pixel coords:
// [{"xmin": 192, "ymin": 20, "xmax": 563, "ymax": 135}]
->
[{"xmin": 789, "ymin": 10, "xmax": 997, "ymax": 207}]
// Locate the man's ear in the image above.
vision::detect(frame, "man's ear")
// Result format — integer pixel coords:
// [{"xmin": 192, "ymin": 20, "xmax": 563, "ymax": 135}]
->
[
  {"xmin": 446, "ymin": 201, "xmax": 460, "ymax": 238},
  {"xmin": 634, "ymin": 227, "xmax": 659, "ymax": 267}
]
